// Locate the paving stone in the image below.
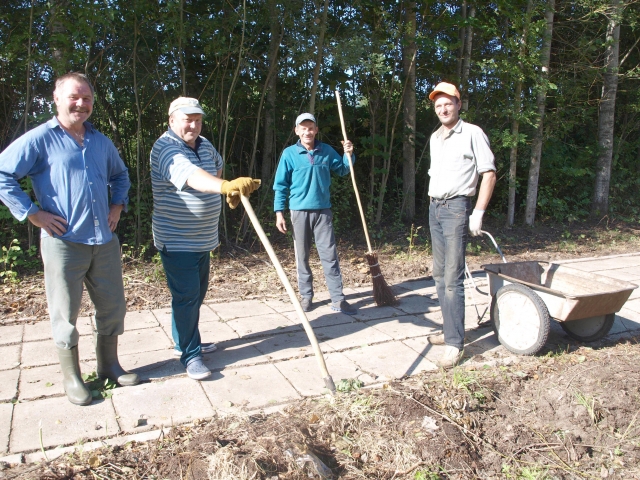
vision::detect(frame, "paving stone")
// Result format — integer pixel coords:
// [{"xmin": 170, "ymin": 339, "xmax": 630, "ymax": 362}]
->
[
  {"xmin": 0, "ymin": 403, "xmax": 13, "ymax": 454},
  {"xmin": 341, "ymin": 341, "xmax": 437, "ymax": 381},
  {"xmin": 252, "ymin": 330, "xmax": 335, "ymax": 361},
  {"xmin": 18, "ymin": 361, "xmax": 96, "ymax": 401},
  {"xmin": 201, "ymin": 339, "xmax": 269, "ymax": 371},
  {"xmin": 199, "ymin": 304, "xmax": 222, "ymax": 322},
  {"xmin": 365, "ymin": 315, "xmax": 439, "ymax": 340},
  {"xmin": 460, "ymin": 330, "xmax": 502, "ymax": 357},
  {"xmin": 274, "ymin": 351, "xmax": 373, "ymax": 396},
  {"xmin": 0, "ymin": 370, "xmax": 19, "ymax": 402},
  {"xmin": 594, "ymin": 269, "xmax": 640, "ymax": 283},
  {"xmin": 10, "ymin": 396, "xmax": 119, "ymax": 452},
  {"xmin": 630, "ymin": 288, "xmax": 640, "ymax": 300},
  {"xmin": 394, "ymin": 294, "xmax": 440, "ymax": 315},
  {"xmin": 625, "ymin": 298, "xmax": 640, "ymax": 314},
  {"xmin": 282, "ymin": 309, "xmax": 355, "ymax": 329},
  {"xmin": 352, "ymin": 304, "xmax": 406, "ymax": 322},
  {"xmin": 200, "ymin": 363, "xmax": 301, "ymax": 413},
  {"xmin": 208, "ymin": 299, "xmax": 277, "ymax": 320},
  {"xmin": 394, "ymin": 279, "xmax": 436, "ymax": 292},
  {"xmin": 117, "ymin": 349, "xmax": 182, "ymax": 381},
  {"xmin": 118, "ymin": 327, "xmax": 172, "ymax": 357},
  {"xmin": 124, "ymin": 310, "xmax": 160, "ymax": 330},
  {"xmin": 0, "ymin": 325, "xmax": 23, "ymax": 345},
  {"xmin": 263, "ymin": 297, "xmax": 296, "ymax": 313},
  {"xmin": 318, "ymin": 322, "xmax": 394, "ymax": 351},
  {"xmin": 225, "ymin": 313, "xmax": 301, "ymax": 338},
  {"xmin": 111, "ymin": 377, "xmax": 214, "ymax": 432},
  {"xmin": 618, "ymin": 308, "xmax": 640, "ymax": 332},
  {"xmin": 0, "ymin": 345, "xmax": 21, "ymax": 371},
  {"xmin": 565, "ymin": 256, "xmax": 640, "ymax": 272},
  {"xmin": 23, "ymin": 321, "xmax": 52, "ymax": 342},
  {"xmin": 76, "ymin": 316, "xmax": 95, "ymax": 336}
]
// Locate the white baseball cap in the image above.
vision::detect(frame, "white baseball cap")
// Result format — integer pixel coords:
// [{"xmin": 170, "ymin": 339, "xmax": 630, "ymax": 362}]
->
[
  {"xmin": 295, "ymin": 113, "xmax": 316, "ymax": 126},
  {"xmin": 168, "ymin": 97, "xmax": 205, "ymax": 116}
]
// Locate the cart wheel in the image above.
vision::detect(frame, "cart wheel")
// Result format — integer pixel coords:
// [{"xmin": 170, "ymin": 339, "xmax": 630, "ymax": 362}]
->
[
  {"xmin": 491, "ymin": 283, "xmax": 550, "ymax": 355},
  {"xmin": 560, "ymin": 314, "xmax": 615, "ymax": 342}
]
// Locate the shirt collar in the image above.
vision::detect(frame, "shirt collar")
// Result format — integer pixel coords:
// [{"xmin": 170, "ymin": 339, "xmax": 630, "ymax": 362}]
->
[
  {"xmin": 47, "ymin": 116, "xmax": 95, "ymax": 133},
  {"xmin": 435, "ymin": 118, "xmax": 464, "ymax": 139},
  {"xmin": 296, "ymin": 139, "xmax": 320, "ymax": 152},
  {"xmin": 166, "ymin": 127, "xmax": 203, "ymax": 151}
]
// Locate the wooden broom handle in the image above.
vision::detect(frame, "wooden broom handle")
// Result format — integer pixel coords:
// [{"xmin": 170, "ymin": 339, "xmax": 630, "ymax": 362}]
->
[
  {"xmin": 335, "ymin": 90, "xmax": 373, "ymax": 253},
  {"xmin": 236, "ymin": 194, "xmax": 333, "ymax": 387}
]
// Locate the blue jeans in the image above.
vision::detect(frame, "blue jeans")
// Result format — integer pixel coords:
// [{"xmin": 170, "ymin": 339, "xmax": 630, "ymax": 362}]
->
[
  {"xmin": 429, "ymin": 196, "xmax": 471, "ymax": 350},
  {"xmin": 160, "ymin": 248, "xmax": 210, "ymax": 366}
]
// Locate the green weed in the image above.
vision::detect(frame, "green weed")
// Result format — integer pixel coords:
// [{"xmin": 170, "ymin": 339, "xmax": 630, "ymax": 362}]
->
[
  {"xmin": 1, "ymin": 238, "xmax": 38, "ymax": 283},
  {"xmin": 336, "ymin": 378, "xmax": 364, "ymax": 393},
  {"xmin": 82, "ymin": 371, "xmax": 118, "ymax": 399}
]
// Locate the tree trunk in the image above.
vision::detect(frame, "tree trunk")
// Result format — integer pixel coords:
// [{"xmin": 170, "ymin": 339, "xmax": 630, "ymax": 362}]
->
[
  {"xmin": 308, "ymin": 0, "xmax": 329, "ymax": 114},
  {"xmin": 402, "ymin": 1, "xmax": 417, "ymax": 221},
  {"xmin": 261, "ymin": 0, "xmax": 280, "ymax": 184},
  {"xmin": 525, "ymin": 0, "xmax": 555, "ymax": 226},
  {"xmin": 507, "ymin": 0, "xmax": 533, "ymax": 227},
  {"xmin": 50, "ymin": 0, "xmax": 70, "ymax": 76},
  {"xmin": 457, "ymin": 1, "xmax": 467, "ymax": 83},
  {"xmin": 591, "ymin": 0, "xmax": 623, "ymax": 217},
  {"xmin": 178, "ymin": 0, "xmax": 187, "ymax": 96},
  {"xmin": 460, "ymin": 6, "xmax": 475, "ymax": 112},
  {"xmin": 133, "ymin": 17, "xmax": 143, "ymax": 247}
]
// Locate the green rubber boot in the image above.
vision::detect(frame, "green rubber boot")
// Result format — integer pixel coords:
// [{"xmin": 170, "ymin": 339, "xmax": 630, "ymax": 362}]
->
[
  {"xmin": 96, "ymin": 335, "xmax": 140, "ymax": 386},
  {"xmin": 56, "ymin": 346, "xmax": 92, "ymax": 406}
]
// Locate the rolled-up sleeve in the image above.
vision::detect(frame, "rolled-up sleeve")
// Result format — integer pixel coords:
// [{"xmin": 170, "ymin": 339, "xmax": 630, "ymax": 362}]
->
[
  {"xmin": 0, "ymin": 136, "xmax": 40, "ymax": 221},
  {"xmin": 471, "ymin": 129, "xmax": 496, "ymax": 174}
]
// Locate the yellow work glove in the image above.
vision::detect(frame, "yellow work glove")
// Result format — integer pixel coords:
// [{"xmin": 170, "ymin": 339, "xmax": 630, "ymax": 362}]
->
[{"xmin": 220, "ymin": 177, "xmax": 261, "ymax": 209}]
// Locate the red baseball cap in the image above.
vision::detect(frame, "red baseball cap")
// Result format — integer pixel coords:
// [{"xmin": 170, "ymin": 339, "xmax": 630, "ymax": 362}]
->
[{"xmin": 429, "ymin": 82, "xmax": 461, "ymax": 101}]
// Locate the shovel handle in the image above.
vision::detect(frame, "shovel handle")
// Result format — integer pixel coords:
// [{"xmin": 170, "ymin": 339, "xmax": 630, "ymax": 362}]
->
[{"xmin": 235, "ymin": 193, "xmax": 335, "ymax": 391}]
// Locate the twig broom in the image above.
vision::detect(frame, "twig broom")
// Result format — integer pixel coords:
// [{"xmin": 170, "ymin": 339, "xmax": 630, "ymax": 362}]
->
[{"xmin": 335, "ymin": 90, "xmax": 397, "ymax": 306}]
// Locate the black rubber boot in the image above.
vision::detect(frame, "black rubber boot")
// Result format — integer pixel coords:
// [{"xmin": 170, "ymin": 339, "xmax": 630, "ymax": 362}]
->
[
  {"xmin": 96, "ymin": 335, "xmax": 140, "ymax": 386},
  {"xmin": 56, "ymin": 346, "xmax": 92, "ymax": 406}
]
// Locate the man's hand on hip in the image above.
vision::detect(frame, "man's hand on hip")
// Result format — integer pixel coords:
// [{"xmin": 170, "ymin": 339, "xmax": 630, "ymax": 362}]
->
[
  {"xmin": 108, "ymin": 204, "xmax": 124, "ymax": 232},
  {"xmin": 220, "ymin": 177, "xmax": 261, "ymax": 209},
  {"xmin": 275, "ymin": 211, "xmax": 287, "ymax": 234},
  {"xmin": 28, "ymin": 210, "xmax": 68, "ymax": 237},
  {"xmin": 468, "ymin": 209, "xmax": 484, "ymax": 237}
]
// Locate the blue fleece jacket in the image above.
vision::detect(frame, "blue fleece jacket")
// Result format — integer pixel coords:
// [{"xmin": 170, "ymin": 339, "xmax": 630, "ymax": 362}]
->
[{"xmin": 273, "ymin": 140, "xmax": 354, "ymax": 212}]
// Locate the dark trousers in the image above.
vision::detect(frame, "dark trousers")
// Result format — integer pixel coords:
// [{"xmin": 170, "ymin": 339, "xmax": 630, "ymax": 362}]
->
[
  {"xmin": 429, "ymin": 196, "xmax": 471, "ymax": 350},
  {"xmin": 160, "ymin": 248, "xmax": 210, "ymax": 366}
]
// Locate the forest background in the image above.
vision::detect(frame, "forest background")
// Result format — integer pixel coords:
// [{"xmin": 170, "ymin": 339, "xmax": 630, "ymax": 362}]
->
[{"xmin": 0, "ymin": 0, "xmax": 639, "ymax": 268}]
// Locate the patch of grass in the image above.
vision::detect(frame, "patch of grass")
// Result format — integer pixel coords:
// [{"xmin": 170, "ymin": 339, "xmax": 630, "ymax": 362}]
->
[
  {"xmin": 335, "ymin": 378, "xmax": 364, "ymax": 393},
  {"xmin": 82, "ymin": 371, "xmax": 118, "ymax": 399},
  {"xmin": 414, "ymin": 467, "xmax": 442, "ymax": 479},
  {"xmin": 574, "ymin": 391, "xmax": 603, "ymax": 425}
]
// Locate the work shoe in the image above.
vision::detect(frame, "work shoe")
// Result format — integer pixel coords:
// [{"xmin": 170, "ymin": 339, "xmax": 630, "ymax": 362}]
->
[
  {"xmin": 186, "ymin": 357, "xmax": 211, "ymax": 380},
  {"xmin": 173, "ymin": 343, "xmax": 218, "ymax": 357},
  {"xmin": 434, "ymin": 346, "xmax": 464, "ymax": 369},
  {"xmin": 331, "ymin": 300, "xmax": 358, "ymax": 315},
  {"xmin": 427, "ymin": 333, "xmax": 445, "ymax": 345},
  {"xmin": 96, "ymin": 334, "xmax": 140, "ymax": 386},
  {"xmin": 300, "ymin": 297, "xmax": 313, "ymax": 312},
  {"xmin": 56, "ymin": 346, "xmax": 92, "ymax": 406}
]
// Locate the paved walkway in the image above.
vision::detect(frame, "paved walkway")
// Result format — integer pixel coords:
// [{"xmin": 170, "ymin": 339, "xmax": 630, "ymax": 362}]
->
[{"xmin": 1, "ymin": 253, "xmax": 639, "ymax": 463}]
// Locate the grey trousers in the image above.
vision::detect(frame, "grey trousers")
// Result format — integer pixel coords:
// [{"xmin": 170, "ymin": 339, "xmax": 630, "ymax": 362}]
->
[
  {"xmin": 41, "ymin": 236, "xmax": 126, "ymax": 349},
  {"xmin": 290, "ymin": 209, "xmax": 345, "ymax": 303}
]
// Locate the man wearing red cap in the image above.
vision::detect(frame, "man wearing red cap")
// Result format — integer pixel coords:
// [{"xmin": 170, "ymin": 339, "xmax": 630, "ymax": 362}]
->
[{"xmin": 426, "ymin": 82, "xmax": 496, "ymax": 368}]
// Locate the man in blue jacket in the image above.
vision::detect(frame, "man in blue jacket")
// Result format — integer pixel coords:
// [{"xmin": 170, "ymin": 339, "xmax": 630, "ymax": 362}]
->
[{"xmin": 273, "ymin": 113, "xmax": 357, "ymax": 315}]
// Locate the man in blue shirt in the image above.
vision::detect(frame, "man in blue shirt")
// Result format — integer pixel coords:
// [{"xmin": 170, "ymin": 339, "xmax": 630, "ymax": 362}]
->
[
  {"xmin": 0, "ymin": 73, "xmax": 140, "ymax": 405},
  {"xmin": 151, "ymin": 97, "xmax": 260, "ymax": 381},
  {"xmin": 273, "ymin": 113, "xmax": 357, "ymax": 315}
]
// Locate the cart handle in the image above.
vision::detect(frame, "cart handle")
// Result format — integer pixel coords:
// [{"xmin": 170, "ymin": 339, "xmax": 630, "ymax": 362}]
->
[{"xmin": 480, "ymin": 230, "xmax": 507, "ymax": 263}]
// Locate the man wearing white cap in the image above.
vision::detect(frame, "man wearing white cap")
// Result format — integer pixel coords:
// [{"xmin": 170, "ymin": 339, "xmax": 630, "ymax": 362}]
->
[
  {"xmin": 150, "ymin": 96, "xmax": 260, "ymax": 380},
  {"xmin": 273, "ymin": 113, "xmax": 357, "ymax": 315},
  {"xmin": 426, "ymin": 82, "xmax": 496, "ymax": 368}
]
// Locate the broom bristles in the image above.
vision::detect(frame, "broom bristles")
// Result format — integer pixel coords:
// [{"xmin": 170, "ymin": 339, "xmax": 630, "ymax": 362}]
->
[{"xmin": 365, "ymin": 251, "xmax": 397, "ymax": 306}]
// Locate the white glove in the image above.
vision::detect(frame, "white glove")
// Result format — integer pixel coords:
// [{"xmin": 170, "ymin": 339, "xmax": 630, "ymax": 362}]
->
[{"xmin": 468, "ymin": 209, "xmax": 484, "ymax": 237}]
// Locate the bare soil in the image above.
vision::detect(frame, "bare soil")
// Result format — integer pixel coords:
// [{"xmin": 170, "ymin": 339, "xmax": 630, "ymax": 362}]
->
[
  {"xmin": 1, "ymin": 218, "xmax": 640, "ymax": 479},
  {"xmin": 4, "ymin": 338, "xmax": 640, "ymax": 479}
]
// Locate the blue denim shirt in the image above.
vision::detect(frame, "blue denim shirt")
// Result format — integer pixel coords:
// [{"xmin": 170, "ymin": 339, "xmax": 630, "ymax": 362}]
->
[{"xmin": 0, "ymin": 117, "xmax": 130, "ymax": 245}]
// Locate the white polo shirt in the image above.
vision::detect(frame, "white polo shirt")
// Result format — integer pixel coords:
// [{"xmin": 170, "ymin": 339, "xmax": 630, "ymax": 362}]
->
[{"xmin": 428, "ymin": 119, "xmax": 495, "ymax": 200}]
